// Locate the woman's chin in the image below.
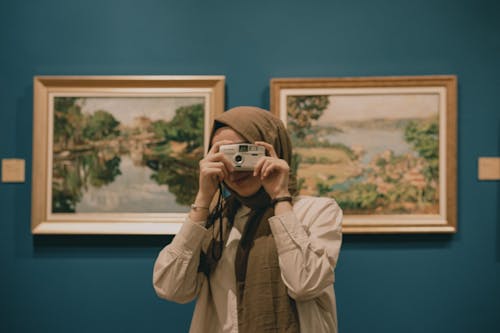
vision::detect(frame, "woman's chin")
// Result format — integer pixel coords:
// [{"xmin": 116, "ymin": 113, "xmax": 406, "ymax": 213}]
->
[{"xmin": 225, "ymin": 174, "xmax": 261, "ymax": 197}]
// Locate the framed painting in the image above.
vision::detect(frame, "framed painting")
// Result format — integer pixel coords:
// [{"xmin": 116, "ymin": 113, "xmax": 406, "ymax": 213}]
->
[
  {"xmin": 32, "ymin": 75, "xmax": 225, "ymax": 234},
  {"xmin": 271, "ymin": 76, "xmax": 457, "ymax": 233}
]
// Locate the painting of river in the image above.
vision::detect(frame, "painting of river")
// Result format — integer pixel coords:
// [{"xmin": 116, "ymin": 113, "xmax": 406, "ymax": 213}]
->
[
  {"xmin": 286, "ymin": 92, "xmax": 441, "ymax": 215},
  {"xmin": 51, "ymin": 96, "xmax": 205, "ymax": 214}
]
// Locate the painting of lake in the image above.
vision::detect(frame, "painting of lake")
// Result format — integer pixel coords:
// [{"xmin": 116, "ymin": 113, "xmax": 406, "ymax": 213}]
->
[
  {"xmin": 287, "ymin": 92, "xmax": 441, "ymax": 215},
  {"xmin": 50, "ymin": 96, "xmax": 205, "ymax": 214}
]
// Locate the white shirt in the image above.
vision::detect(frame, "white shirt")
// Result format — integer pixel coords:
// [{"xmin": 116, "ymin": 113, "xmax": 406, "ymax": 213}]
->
[{"xmin": 153, "ymin": 196, "xmax": 343, "ymax": 333}]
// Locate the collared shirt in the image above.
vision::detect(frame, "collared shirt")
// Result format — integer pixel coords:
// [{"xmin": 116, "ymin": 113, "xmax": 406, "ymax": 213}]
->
[{"xmin": 153, "ymin": 196, "xmax": 343, "ymax": 333}]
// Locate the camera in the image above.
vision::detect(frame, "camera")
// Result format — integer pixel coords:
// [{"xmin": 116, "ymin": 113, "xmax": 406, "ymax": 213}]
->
[{"xmin": 219, "ymin": 143, "xmax": 266, "ymax": 171}]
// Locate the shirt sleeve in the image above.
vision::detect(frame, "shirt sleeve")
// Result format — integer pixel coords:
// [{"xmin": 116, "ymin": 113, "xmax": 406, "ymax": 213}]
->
[
  {"xmin": 268, "ymin": 197, "xmax": 343, "ymax": 301},
  {"xmin": 152, "ymin": 218, "xmax": 209, "ymax": 304}
]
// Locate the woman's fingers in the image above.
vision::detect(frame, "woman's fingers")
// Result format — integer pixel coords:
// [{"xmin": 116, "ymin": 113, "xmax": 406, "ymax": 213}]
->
[
  {"xmin": 262, "ymin": 160, "xmax": 276, "ymax": 178},
  {"xmin": 253, "ymin": 157, "xmax": 266, "ymax": 177},
  {"xmin": 202, "ymin": 167, "xmax": 225, "ymax": 181},
  {"xmin": 204, "ymin": 145, "xmax": 235, "ymax": 172},
  {"xmin": 219, "ymin": 156, "xmax": 235, "ymax": 174},
  {"xmin": 207, "ymin": 153, "xmax": 234, "ymax": 174},
  {"xmin": 254, "ymin": 157, "xmax": 286, "ymax": 179},
  {"xmin": 198, "ymin": 140, "xmax": 235, "ymax": 199},
  {"xmin": 208, "ymin": 140, "xmax": 234, "ymax": 155},
  {"xmin": 201, "ymin": 161, "xmax": 229, "ymax": 180},
  {"xmin": 254, "ymin": 141, "xmax": 278, "ymax": 158}
]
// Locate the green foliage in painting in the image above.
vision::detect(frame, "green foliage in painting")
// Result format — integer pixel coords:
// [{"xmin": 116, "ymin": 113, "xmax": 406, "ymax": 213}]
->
[
  {"xmin": 168, "ymin": 103, "xmax": 204, "ymax": 152},
  {"xmin": 54, "ymin": 97, "xmax": 121, "ymax": 148},
  {"xmin": 54, "ymin": 97, "xmax": 86, "ymax": 148},
  {"xmin": 146, "ymin": 104, "xmax": 205, "ymax": 206},
  {"xmin": 52, "ymin": 152, "xmax": 123, "ymax": 212},
  {"xmin": 83, "ymin": 110, "xmax": 120, "ymax": 141},
  {"xmin": 334, "ymin": 183, "xmax": 379, "ymax": 211},
  {"xmin": 150, "ymin": 103, "xmax": 204, "ymax": 152},
  {"xmin": 151, "ymin": 119, "xmax": 170, "ymax": 139},
  {"xmin": 87, "ymin": 155, "xmax": 122, "ymax": 187},
  {"xmin": 290, "ymin": 152, "xmax": 304, "ymax": 192},
  {"xmin": 404, "ymin": 117, "xmax": 439, "ymax": 181},
  {"xmin": 149, "ymin": 153, "xmax": 199, "ymax": 206},
  {"xmin": 287, "ymin": 96, "xmax": 329, "ymax": 139}
]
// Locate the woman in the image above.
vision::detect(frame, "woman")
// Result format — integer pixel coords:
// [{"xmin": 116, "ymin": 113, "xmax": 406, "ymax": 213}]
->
[{"xmin": 153, "ymin": 106, "xmax": 342, "ymax": 333}]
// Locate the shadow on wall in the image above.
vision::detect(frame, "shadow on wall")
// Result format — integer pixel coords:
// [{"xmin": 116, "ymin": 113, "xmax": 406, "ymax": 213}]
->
[
  {"xmin": 14, "ymin": 84, "xmax": 34, "ymax": 259},
  {"xmin": 33, "ymin": 235, "xmax": 174, "ymax": 259},
  {"xmin": 343, "ymin": 233, "xmax": 455, "ymax": 251},
  {"xmin": 497, "ymin": 119, "xmax": 500, "ymax": 262}
]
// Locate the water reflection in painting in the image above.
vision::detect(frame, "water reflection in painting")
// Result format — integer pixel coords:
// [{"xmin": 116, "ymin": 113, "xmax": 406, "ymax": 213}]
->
[{"xmin": 51, "ymin": 96, "xmax": 204, "ymax": 213}]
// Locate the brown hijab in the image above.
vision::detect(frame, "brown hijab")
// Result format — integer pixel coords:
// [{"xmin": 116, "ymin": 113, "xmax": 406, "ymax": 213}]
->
[
  {"xmin": 212, "ymin": 106, "xmax": 298, "ymax": 197},
  {"xmin": 205, "ymin": 106, "xmax": 300, "ymax": 333}
]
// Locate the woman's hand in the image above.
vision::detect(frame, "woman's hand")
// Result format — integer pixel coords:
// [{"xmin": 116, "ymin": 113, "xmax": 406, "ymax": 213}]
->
[
  {"xmin": 195, "ymin": 140, "xmax": 234, "ymax": 207},
  {"xmin": 253, "ymin": 141, "xmax": 291, "ymax": 200}
]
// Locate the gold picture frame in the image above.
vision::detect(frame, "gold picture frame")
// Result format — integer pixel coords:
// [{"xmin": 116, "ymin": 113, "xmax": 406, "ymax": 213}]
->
[
  {"xmin": 271, "ymin": 75, "xmax": 457, "ymax": 233},
  {"xmin": 32, "ymin": 75, "xmax": 225, "ymax": 234}
]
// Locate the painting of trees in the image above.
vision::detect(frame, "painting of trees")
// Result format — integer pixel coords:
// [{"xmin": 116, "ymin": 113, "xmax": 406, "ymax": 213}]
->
[
  {"xmin": 53, "ymin": 97, "xmax": 120, "ymax": 150},
  {"xmin": 51, "ymin": 97, "xmax": 206, "ymax": 212},
  {"xmin": 287, "ymin": 95, "xmax": 329, "ymax": 140},
  {"xmin": 285, "ymin": 93, "xmax": 441, "ymax": 215},
  {"xmin": 83, "ymin": 110, "xmax": 120, "ymax": 141}
]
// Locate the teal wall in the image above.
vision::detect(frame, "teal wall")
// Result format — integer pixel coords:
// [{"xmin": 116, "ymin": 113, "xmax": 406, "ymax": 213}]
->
[{"xmin": 1, "ymin": 0, "xmax": 499, "ymax": 332}]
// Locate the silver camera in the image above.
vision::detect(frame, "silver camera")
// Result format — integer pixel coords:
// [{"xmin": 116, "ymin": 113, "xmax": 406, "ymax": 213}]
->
[{"xmin": 219, "ymin": 144, "xmax": 266, "ymax": 171}]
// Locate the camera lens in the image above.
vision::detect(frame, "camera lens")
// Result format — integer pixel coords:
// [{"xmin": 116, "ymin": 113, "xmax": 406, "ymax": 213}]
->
[{"xmin": 234, "ymin": 154, "xmax": 243, "ymax": 164}]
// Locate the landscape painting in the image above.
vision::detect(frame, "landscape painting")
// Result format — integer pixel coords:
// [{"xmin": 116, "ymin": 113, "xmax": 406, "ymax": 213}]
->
[
  {"xmin": 271, "ymin": 76, "xmax": 457, "ymax": 233},
  {"xmin": 287, "ymin": 92, "xmax": 440, "ymax": 215},
  {"xmin": 51, "ymin": 96, "xmax": 205, "ymax": 214},
  {"xmin": 32, "ymin": 76, "xmax": 225, "ymax": 234}
]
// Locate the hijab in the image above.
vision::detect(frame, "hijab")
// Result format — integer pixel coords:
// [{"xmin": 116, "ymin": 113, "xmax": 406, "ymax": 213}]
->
[{"xmin": 204, "ymin": 106, "xmax": 300, "ymax": 332}]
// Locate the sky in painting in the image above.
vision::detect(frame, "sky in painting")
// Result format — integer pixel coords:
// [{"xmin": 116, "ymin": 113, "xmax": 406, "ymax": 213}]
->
[
  {"xmin": 78, "ymin": 97, "xmax": 204, "ymax": 126},
  {"xmin": 319, "ymin": 93, "xmax": 439, "ymax": 124}
]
